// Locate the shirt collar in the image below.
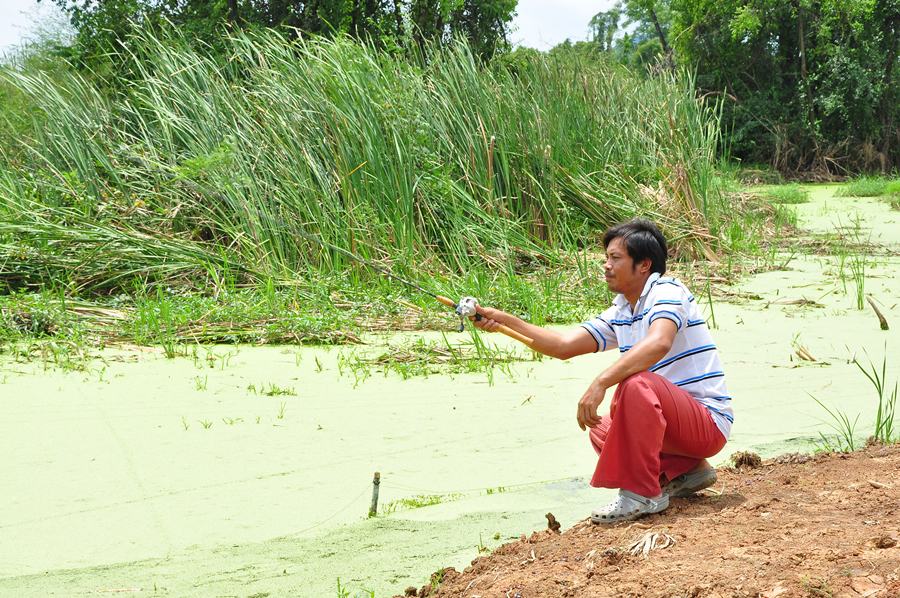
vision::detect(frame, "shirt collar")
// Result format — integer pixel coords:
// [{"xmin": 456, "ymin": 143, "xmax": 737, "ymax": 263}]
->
[{"xmin": 612, "ymin": 272, "xmax": 661, "ymax": 309}]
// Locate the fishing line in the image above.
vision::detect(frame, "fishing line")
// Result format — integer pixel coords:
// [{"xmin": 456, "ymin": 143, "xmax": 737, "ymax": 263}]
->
[
  {"xmin": 122, "ymin": 153, "xmax": 534, "ymax": 345},
  {"xmin": 289, "ymin": 226, "xmax": 534, "ymax": 345},
  {"xmin": 293, "ymin": 484, "xmax": 372, "ymax": 536},
  {"xmin": 291, "ymin": 227, "xmax": 447, "ymax": 301}
]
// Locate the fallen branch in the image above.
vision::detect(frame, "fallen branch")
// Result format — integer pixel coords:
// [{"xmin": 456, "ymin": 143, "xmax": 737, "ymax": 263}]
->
[{"xmin": 865, "ymin": 295, "xmax": 889, "ymax": 330}]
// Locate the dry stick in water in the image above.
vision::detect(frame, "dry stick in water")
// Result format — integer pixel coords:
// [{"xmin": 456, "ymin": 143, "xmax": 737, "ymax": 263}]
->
[
  {"xmin": 369, "ymin": 472, "xmax": 381, "ymax": 518},
  {"xmin": 865, "ymin": 295, "xmax": 889, "ymax": 330}
]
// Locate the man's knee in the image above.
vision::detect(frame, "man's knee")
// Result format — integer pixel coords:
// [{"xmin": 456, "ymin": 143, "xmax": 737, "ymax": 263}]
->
[{"xmin": 617, "ymin": 371, "xmax": 655, "ymax": 395}]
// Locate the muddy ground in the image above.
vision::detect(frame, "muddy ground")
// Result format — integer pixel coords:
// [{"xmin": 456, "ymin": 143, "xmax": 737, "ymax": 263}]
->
[{"xmin": 408, "ymin": 445, "xmax": 900, "ymax": 598}]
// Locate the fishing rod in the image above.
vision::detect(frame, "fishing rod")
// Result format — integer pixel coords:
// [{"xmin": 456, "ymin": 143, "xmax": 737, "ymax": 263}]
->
[{"xmin": 292, "ymin": 228, "xmax": 534, "ymax": 347}]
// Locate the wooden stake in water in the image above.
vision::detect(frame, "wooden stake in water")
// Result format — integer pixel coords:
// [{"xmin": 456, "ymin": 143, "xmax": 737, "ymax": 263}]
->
[{"xmin": 368, "ymin": 472, "xmax": 381, "ymax": 518}]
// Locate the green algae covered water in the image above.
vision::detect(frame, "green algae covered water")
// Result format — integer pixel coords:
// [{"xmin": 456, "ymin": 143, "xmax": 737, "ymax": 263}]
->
[{"xmin": 1, "ymin": 185, "xmax": 897, "ymax": 597}]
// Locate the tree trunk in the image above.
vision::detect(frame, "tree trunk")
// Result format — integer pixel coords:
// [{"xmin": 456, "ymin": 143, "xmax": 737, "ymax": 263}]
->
[
  {"xmin": 798, "ymin": 3, "xmax": 814, "ymax": 130},
  {"xmin": 300, "ymin": 0, "xmax": 320, "ymax": 32},
  {"xmin": 648, "ymin": 7, "xmax": 670, "ymax": 54},
  {"xmin": 227, "ymin": 0, "xmax": 238, "ymax": 23},
  {"xmin": 351, "ymin": 0, "xmax": 363, "ymax": 37},
  {"xmin": 392, "ymin": 0, "xmax": 404, "ymax": 39},
  {"xmin": 879, "ymin": 11, "xmax": 898, "ymax": 170}
]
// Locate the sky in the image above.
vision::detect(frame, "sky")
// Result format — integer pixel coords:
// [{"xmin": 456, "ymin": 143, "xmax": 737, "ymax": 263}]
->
[
  {"xmin": 0, "ymin": 0, "xmax": 68, "ymax": 54},
  {"xmin": 511, "ymin": 0, "xmax": 615, "ymax": 50},
  {"xmin": 0, "ymin": 0, "xmax": 616, "ymax": 54}
]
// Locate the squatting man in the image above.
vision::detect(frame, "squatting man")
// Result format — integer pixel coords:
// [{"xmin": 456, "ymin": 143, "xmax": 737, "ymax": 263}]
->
[{"xmin": 474, "ymin": 219, "xmax": 732, "ymax": 523}]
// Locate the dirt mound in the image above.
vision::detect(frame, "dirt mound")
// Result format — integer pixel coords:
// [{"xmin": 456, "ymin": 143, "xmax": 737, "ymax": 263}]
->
[{"xmin": 404, "ymin": 445, "xmax": 900, "ymax": 598}]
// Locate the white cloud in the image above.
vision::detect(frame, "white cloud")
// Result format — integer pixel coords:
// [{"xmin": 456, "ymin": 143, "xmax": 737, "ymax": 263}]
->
[
  {"xmin": 0, "ymin": 0, "xmax": 69, "ymax": 55},
  {"xmin": 510, "ymin": 0, "xmax": 617, "ymax": 50}
]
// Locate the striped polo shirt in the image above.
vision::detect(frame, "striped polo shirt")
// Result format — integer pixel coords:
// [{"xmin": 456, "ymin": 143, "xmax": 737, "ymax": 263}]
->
[{"xmin": 580, "ymin": 272, "xmax": 733, "ymax": 438}]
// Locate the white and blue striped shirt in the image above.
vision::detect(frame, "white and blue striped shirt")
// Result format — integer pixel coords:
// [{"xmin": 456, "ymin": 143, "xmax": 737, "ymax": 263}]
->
[{"xmin": 580, "ymin": 272, "xmax": 733, "ymax": 438}]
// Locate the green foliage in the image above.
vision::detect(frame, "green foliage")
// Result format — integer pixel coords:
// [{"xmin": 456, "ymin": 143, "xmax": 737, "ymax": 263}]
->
[
  {"xmin": 854, "ymin": 350, "xmax": 898, "ymax": 445},
  {"xmin": 44, "ymin": 0, "xmax": 517, "ymax": 64},
  {"xmin": 336, "ymin": 334, "xmax": 536, "ymax": 385},
  {"xmin": 0, "ymin": 291, "xmax": 79, "ymax": 340},
  {"xmin": 382, "ymin": 492, "xmax": 462, "ymax": 514},
  {"xmin": 669, "ymin": 0, "xmax": 899, "ymax": 173},
  {"xmin": 1, "ymin": 29, "xmax": 730, "ymax": 297},
  {"xmin": 584, "ymin": 0, "xmax": 900, "ymax": 174},
  {"xmin": 763, "ymin": 185, "xmax": 809, "ymax": 204},
  {"xmin": 812, "ymin": 347, "xmax": 898, "ymax": 452},
  {"xmin": 587, "ymin": 0, "xmax": 673, "ymax": 71},
  {"xmin": 837, "ymin": 176, "xmax": 892, "ymax": 197},
  {"xmin": 886, "ymin": 180, "xmax": 900, "ymax": 209},
  {"xmin": 811, "ymin": 393, "xmax": 860, "ymax": 453}
]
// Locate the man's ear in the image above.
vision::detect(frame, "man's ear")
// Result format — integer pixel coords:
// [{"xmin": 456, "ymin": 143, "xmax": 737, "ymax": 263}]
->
[{"xmin": 638, "ymin": 258, "xmax": 652, "ymax": 275}]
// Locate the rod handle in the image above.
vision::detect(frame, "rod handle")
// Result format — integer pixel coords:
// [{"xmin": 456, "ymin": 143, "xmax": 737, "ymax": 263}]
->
[
  {"xmin": 496, "ymin": 324, "xmax": 535, "ymax": 347},
  {"xmin": 435, "ymin": 295, "xmax": 456, "ymax": 308}
]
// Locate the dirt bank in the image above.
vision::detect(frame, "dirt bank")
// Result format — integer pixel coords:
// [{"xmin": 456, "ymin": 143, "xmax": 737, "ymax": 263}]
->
[{"xmin": 408, "ymin": 445, "xmax": 900, "ymax": 598}]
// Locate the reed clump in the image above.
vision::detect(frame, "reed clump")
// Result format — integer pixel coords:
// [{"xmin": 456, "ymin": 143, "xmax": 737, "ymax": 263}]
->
[{"xmin": 1, "ymin": 28, "xmax": 731, "ymax": 298}]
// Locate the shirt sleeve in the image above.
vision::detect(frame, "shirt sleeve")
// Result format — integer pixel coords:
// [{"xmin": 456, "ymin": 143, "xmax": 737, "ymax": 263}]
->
[
  {"xmin": 579, "ymin": 305, "xmax": 619, "ymax": 353},
  {"xmin": 646, "ymin": 281, "xmax": 691, "ymax": 331}
]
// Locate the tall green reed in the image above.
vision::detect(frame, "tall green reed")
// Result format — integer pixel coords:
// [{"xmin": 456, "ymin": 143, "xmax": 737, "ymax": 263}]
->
[{"xmin": 1, "ymin": 29, "xmax": 728, "ymax": 295}]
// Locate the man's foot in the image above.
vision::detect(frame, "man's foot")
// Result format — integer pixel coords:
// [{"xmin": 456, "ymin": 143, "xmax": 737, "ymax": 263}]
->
[
  {"xmin": 662, "ymin": 460, "xmax": 717, "ymax": 498},
  {"xmin": 590, "ymin": 489, "xmax": 669, "ymax": 524}
]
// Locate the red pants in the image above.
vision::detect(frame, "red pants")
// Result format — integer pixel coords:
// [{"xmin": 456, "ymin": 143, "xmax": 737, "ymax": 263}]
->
[{"xmin": 589, "ymin": 371, "xmax": 727, "ymax": 497}]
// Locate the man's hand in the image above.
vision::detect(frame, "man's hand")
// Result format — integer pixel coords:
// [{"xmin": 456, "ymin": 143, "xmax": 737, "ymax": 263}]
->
[
  {"xmin": 577, "ymin": 379, "xmax": 607, "ymax": 430},
  {"xmin": 472, "ymin": 304, "xmax": 502, "ymax": 333}
]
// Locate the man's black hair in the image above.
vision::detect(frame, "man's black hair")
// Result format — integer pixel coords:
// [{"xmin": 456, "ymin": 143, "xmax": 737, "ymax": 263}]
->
[{"xmin": 602, "ymin": 219, "xmax": 668, "ymax": 275}]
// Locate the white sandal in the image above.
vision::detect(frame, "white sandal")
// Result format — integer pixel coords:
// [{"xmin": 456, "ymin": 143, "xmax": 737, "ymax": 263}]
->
[{"xmin": 591, "ymin": 489, "xmax": 669, "ymax": 524}]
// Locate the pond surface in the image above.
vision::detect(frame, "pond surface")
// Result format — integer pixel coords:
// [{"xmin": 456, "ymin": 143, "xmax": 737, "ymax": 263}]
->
[{"xmin": 1, "ymin": 185, "xmax": 897, "ymax": 597}]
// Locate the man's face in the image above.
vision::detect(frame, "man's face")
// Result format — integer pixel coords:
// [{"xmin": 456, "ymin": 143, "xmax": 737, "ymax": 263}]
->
[{"xmin": 604, "ymin": 236, "xmax": 647, "ymax": 294}]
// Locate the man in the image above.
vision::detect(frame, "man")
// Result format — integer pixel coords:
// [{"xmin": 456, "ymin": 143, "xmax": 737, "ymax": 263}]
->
[{"xmin": 474, "ymin": 219, "xmax": 732, "ymax": 523}]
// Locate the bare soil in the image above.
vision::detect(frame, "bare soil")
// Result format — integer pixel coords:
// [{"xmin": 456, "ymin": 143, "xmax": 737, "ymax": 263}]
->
[{"xmin": 402, "ymin": 445, "xmax": 900, "ymax": 598}]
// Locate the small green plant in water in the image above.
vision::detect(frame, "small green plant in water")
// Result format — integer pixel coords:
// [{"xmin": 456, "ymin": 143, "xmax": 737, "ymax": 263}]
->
[
  {"xmin": 844, "ymin": 215, "xmax": 870, "ymax": 310},
  {"xmin": 337, "ymin": 334, "xmax": 535, "ymax": 387},
  {"xmin": 381, "ymin": 492, "xmax": 462, "ymax": 515},
  {"xmin": 263, "ymin": 383, "xmax": 296, "ymax": 396},
  {"xmin": 764, "ymin": 185, "xmax": 809, "ymax": 204},
  {"xmin": 837, "ymin": 176, "xmax": 890, "ymax": 197},
  {"xmin": 704, "ymin": 271, "xmax": 717, "ymax": 330},
  {"xmin": 476, "ymin": 532, "xmax": 490, "ymax": 554},
  {"xmin": 849, "ymin": 252, "xmax": 867, "ymax": 310},
  {"xmin": 810, "ymin": 393, "xmax": 859, "ymax": 453},
  {"xmin": 884, "ymin": 180, "xmax": 900, "ymax": 209},
  {"xmin": 854, "ymin": 348, "xmax": 897, "ymax": 444}
]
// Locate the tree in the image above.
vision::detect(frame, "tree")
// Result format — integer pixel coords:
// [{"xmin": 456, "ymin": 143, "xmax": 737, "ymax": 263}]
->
[
  {"xmin": 586, "ymin": 1, "xmax": 673, "ymax": 71},
  {"xmin": 582, "ymin": 0, "xmax": 899, "ymax": 172},
  {"xmin": 670, "ymin": 0, "xmax": 899, "ymax": 172},
  {"xmin": 42, "ymin": 0, "xmax": 518, "ymax": 63},
  {"xmin": 589, "ymin": 7, "xmax": 620, "ymax": 53}
]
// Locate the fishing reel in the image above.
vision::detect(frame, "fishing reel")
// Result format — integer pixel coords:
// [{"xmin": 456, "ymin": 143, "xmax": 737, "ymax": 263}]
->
[
  {"xmin": 455, "ymin": 296, "xmax": 480, "ymax": 332},
  {"xmin": 447, "ymin": 295, "xmax": 533, "ymax": 346}
]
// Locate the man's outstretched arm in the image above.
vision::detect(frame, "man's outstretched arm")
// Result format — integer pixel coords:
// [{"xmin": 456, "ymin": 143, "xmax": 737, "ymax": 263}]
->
[{"xmin": 473, "ymin": 305, "xmax": 597, "ymax": 360}]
